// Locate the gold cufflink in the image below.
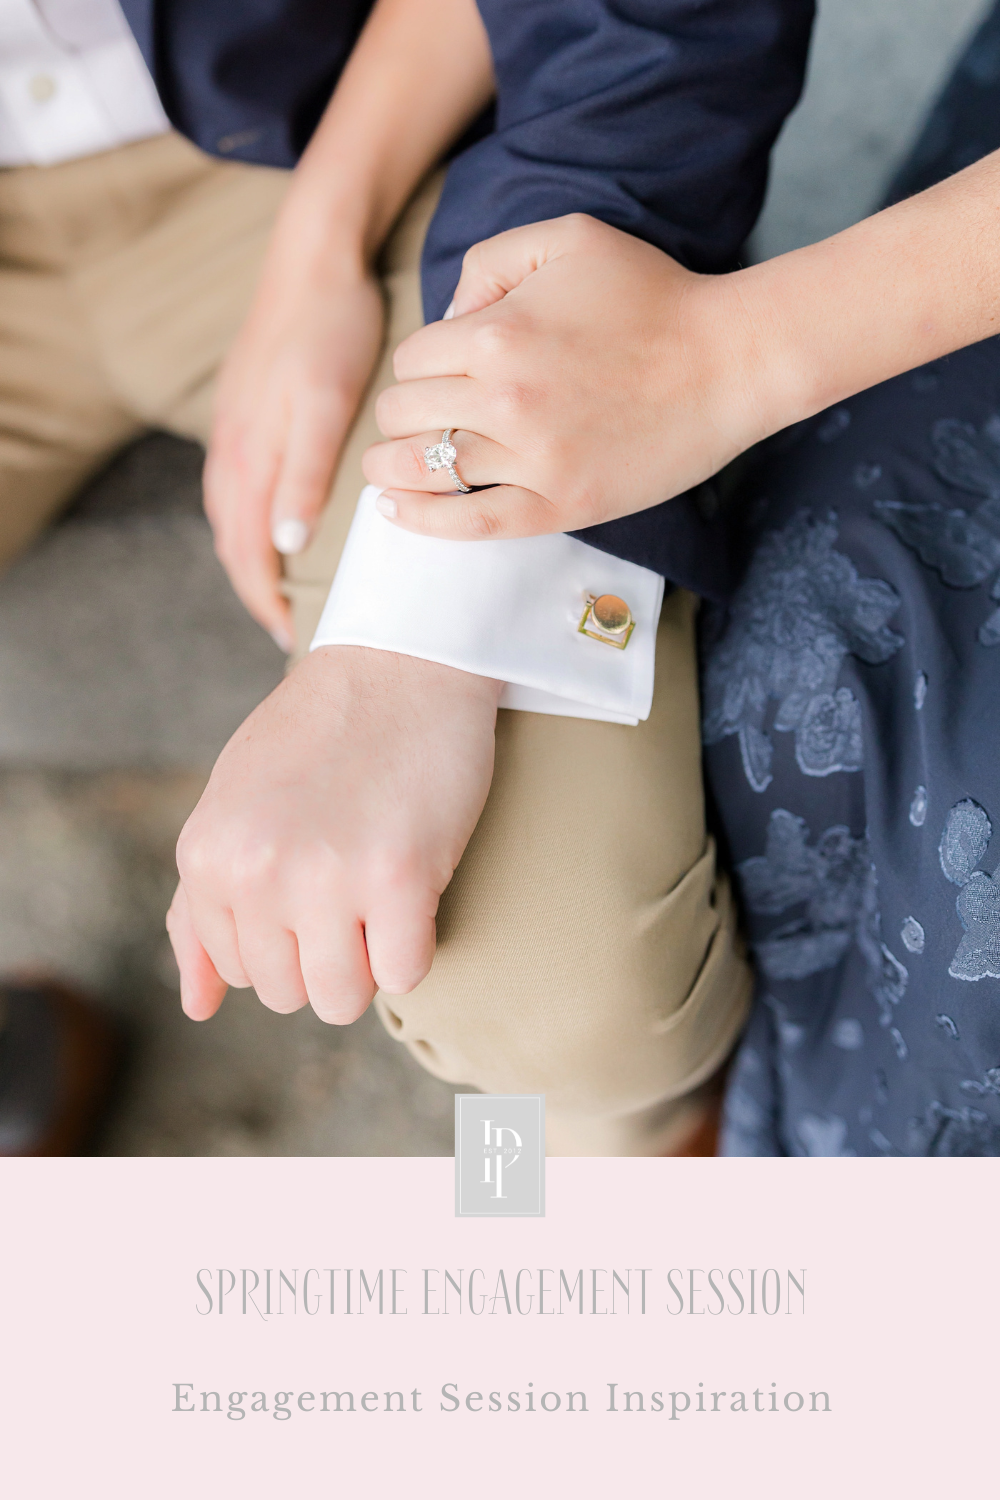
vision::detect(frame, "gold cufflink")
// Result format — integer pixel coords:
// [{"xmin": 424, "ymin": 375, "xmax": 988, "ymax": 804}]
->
[{"xmin": 578, "ymin": 593, "xmax": 635, "ymax": 649}]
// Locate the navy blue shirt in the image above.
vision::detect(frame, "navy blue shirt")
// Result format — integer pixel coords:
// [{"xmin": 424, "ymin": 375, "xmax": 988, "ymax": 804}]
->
[{"xmin": 121, "ymin": 0, "xmax": 815, "ymax": 598}]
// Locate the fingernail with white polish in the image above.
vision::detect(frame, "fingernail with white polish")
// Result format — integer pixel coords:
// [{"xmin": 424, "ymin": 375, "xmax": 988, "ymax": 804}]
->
[
  {"xmin": 443, "ymin": 300, "xmax": 455, "ymax": 321},
  {"xmin": 375, "ymin": 494, "xmax": 398, "ymax": 519},
  {"xmin": 272, "ymin": 518, "xmax": 310, "ymax": 555},
  {"xmin": 270, "ymin": 625, "xmax": 294, "ymax": 653}
]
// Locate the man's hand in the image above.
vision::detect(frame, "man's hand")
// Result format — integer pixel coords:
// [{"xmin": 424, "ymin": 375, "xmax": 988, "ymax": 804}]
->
[
  {"xmin": 167, "ymin": 646, "xmax": 501, "ymax": 1023},
  {"xmin": 201, "ymin": 0, "xmax": 495, "ymax": 651},
  {"xmin": 204, "ymin": 252, "xmax": 384, "ymax": 651},
  {"xmin": 361, "ymin": 214, "xmax": 767, "ymax": 540}
]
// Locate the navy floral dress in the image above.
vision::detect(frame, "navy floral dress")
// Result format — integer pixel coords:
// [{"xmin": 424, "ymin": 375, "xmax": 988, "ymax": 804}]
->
[{"xmin": 706, "ymin": 4, "xmax": 1000, "ymax": 1156}]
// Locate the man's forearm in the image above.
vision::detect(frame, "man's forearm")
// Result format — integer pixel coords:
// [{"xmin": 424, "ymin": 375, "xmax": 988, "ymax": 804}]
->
[
  {"xmin": 274, "ymin": 0, "xmax": 494, "ymax": 268},
  {"xmin": 422, "ymin": 0, "xmax": 815, "ymax": 318},
  {"xmin": 732, "ymin": 147, "xmax": 1000, "ymax": 443}
]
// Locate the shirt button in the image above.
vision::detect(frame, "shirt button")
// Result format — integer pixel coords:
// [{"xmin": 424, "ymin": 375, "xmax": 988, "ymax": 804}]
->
[{"xmin": 29, "ymin": 74, "xmax": 57, "ymax": 103}]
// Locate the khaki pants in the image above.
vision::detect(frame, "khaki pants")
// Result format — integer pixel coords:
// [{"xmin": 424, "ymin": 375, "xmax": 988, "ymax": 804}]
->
[{"xmin": 0, "ymin": 132, "xmax": 751, "ymax": 1154}]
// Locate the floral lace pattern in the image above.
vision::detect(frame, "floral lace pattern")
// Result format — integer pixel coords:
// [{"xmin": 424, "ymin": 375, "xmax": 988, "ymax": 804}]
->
[
  {"xmin": 938, "ymin": 797, "xmax": 1000, "ymax": 981},
  {"xmin": 703, "ymin": 511, "xmax": 903, "ymax": 791},
  {"xmin": 713, "ymin": 369, "xmax": 1000, "ymax": 1154},
  {"xmin": 910, "ymin": 1100, "xmax": 1000, "ymax": 1156},
  {"xmin": 738, "ymin": 808, "xmax": 908, "ymax": 1026},
  {"xmin": 875, "ymin": 416, "xmax": 1000, "ymax": 644}
]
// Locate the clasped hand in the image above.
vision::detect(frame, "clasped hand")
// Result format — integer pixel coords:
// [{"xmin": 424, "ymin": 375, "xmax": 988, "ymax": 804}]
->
[
  {"xmin": 362, "ymin": 214, "xmax": 769, "ymax": 539},
  {"xmin": 167, "ymin": 647, "xmax": 500, "ymax": 1024}
]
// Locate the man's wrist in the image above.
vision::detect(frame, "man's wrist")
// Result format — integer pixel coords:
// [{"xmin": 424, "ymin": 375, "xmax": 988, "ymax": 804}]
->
[
  {"xmin": 267, "ymin": 176, "xmax": 378, "ymax": 278},
  {"xmin": 308, "ymin": 643, "xmax": 504, "ymax": 710},
  {"xmin": 280, "ymin": 155, "xmax": 416, "ymax": 269}
]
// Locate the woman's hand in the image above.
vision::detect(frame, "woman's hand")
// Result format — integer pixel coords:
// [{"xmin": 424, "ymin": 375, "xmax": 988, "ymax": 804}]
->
[
  {"xmin": 204, "ymin": 248, "xmax": 384, "ymax": 651},
  {"xmin": 366, "ymin": 146, "xmax": 1000, "ymax": 543},
  {"xmin": 362, "ymin": 214, "xmax": 768, "ymax": 540}
]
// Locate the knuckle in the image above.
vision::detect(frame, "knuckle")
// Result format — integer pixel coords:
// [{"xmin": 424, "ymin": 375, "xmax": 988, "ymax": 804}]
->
[
  {"xmin": 175, "ymin": 821, "xmax": 211, "ymax": 883},
  {"xmin": 461, "ymin": 241, "xmax": 484, "ymax": 278},
  {"xmin": 367, "ymin": 845, "xmax": 423, "ymax": 895},
  {"xmin": 492, "ymin": 379, "xmax": 532, "ymax": 424},
  {"xmin": 563, "ymin": 211, "xmax": 600, "ymax": 247},
  {"xmin": 228, "ymin": 835, "xmax": 281, "ymax": 896},
  {"xmin": 462, "ymin": 501, "xmax": 505, "ymax": 540},
  {"xmin": 177, "ymin": 814, "xmax": 280, "ymax": 898},
  {"xmin": 400, "ymin": 442, "xmax": 430, "ymax": 486},
  {"xmin": 470, "ymin": 317, "xmax": 514, "ymax": 361}
]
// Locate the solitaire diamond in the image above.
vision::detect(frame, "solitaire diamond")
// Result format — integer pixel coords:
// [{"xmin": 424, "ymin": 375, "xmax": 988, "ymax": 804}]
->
[
  {"xmin": 424, "ymin": 437, "xmax": 457, "ymax": 472},
  {"xmin": 423, "ymin": 429, "xmax": 471, "ymax": 491}
]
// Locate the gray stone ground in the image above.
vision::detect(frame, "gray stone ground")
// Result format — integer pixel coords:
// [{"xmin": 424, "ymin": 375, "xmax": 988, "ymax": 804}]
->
[
  {"xmin": 751, "ymin": 0, "xmax": 990, "ymax": 261},
  {"xmin": 0, "ymin": 0, "xmax": 991, "ymax": 1155}
]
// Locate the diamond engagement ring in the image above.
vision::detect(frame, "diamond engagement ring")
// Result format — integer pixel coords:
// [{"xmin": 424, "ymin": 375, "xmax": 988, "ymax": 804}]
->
[{"xmin": 424, "ymin": 429, "xmax": 471, "ymax": 493}]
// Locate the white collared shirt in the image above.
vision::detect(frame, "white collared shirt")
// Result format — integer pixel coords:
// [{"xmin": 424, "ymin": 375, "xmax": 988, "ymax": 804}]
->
[{"xmin": 0, "ymin": 0, "xmax": 167, "ymax": 165}]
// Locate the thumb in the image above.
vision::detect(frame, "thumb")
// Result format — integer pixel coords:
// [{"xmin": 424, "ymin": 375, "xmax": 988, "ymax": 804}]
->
[{"xmin": 449, "ymin": 213, "xmax": 596, "ymax": 318}]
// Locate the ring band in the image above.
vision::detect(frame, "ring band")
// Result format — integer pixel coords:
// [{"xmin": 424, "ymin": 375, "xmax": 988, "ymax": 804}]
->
[{"xmin": 424, "ymin": 428, "xmax": 471, "ymax": 493}]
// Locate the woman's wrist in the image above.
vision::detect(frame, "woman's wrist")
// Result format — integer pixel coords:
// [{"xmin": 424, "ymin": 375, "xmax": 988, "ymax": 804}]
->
[
  {"xmin": 720, "ymin": 248, "xmax": 874, "ymax": 447},
  {"xmin": 705, "ymin": 148, "xmax": 1000, "ymax": 456},
  {"xmin": 705, "ymin": 262, "xmax": 824, "ymax": 454},
  {"xmin": 659, "ymin": 266, "xmax": 806, "ymax": 476}
]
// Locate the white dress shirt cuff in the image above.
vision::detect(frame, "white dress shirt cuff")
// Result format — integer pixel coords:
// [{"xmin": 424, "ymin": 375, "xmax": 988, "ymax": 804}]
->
[{"xmin": 310, "ymin": 486, "xmax": 664, "ymax": 725}]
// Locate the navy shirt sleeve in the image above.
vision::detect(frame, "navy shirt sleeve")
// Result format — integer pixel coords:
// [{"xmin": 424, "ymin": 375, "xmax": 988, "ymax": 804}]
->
[
  {"xmin": 422, "ymin": 0, "xmax": 815, "ymax": 599},
  {"xmin": 119, "ymin": 0, "xmax": 372, "ymax": 165}
]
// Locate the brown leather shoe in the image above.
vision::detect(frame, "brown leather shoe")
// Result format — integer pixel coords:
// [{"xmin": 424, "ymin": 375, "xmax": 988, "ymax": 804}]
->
[
  {"xmin": 671, "ymin": 1095, "xmax": 722, "ymax": 1156},
  {"xmin": 0, "ymin": 982, "xmax": 119, "ymax": 1156},
  {"xmin": 665, "ymin": 1061, "xmax": 731, "ymax": 1156}
]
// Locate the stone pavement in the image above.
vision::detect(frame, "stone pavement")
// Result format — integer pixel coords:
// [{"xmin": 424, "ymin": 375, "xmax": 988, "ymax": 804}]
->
[
  {"xmin": 0, "ymin": 0, "xmax": 990, "ymax": 1156},
  {"xmin": 752, "ymin": 0, "xmax": 989, "ymax": 261}
]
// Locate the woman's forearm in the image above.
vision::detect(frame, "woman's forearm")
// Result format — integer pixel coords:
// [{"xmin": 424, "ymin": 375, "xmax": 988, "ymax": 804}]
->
[
  {"xmin": 734, "ymin": 148, "xmax": 1000, "ymax": 440},
  {"xmin": 274, "ymin": 0, "xmax": 494, "ymax": 268}
]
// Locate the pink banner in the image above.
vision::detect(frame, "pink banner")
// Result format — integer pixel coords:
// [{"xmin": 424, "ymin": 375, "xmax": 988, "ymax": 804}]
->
[{"xmin": 1, "ymin": 1158, "xmax": 994, "ymax": 1495}]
